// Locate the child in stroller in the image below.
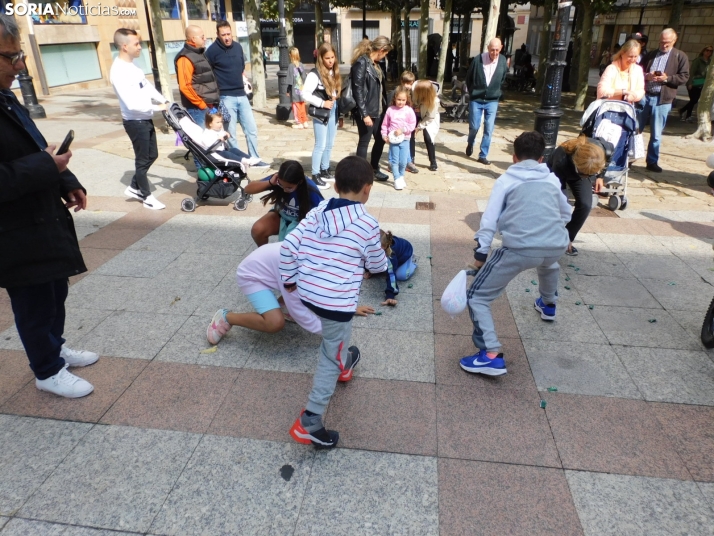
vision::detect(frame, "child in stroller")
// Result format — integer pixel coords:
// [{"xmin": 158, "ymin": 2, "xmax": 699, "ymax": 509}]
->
[{"xmin": 164, "ymin": 103, "xmax": 254, "ymax": 212}]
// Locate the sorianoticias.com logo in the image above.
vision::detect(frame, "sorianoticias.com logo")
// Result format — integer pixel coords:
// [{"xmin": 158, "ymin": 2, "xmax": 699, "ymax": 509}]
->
[{"xmin": 4, "ymin": 2, "xmax": 137, "ymax": 16}]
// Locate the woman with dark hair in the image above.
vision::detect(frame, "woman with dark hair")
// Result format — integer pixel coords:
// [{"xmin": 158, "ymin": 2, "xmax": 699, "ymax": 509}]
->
[
  {"xmin": 351, "ymin": 35, "xmax": 392, "ymax": 181},
  {"xmin": 244, "ymin": 160, "xmax": 324, "ymax": 246}
]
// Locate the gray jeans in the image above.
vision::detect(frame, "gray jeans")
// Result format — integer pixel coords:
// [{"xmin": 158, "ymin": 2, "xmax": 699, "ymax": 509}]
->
[
  {"xmin": 305, "ymin": 317, "xmax": 353, "ymax": 415},
  {"xmin": 467, "ymin": 247, "xmax": 563, "ymax": 352}
]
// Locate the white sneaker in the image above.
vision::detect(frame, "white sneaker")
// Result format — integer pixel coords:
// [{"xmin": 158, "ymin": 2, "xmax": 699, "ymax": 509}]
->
[
  {"xmin": 36, "ymin": 365, "xmax": 94, "ymax": 398},
  {"xmin": 394, "ymin": 177, "xmax": 406, "ymax": 190},
  {"xmin": 252, "ymin": 160, "xmax": 270, "ymax": 169},
  {"xmin": 60, "ymin": 345, "xmax": 99, "ymax": 367},
  {"xmin": 143, "ymin": 195, "xmax": 165, "ymax": 210},
  {"xmin": 124, "ymin": 186, "xmax": 144, "ymax": 201}
]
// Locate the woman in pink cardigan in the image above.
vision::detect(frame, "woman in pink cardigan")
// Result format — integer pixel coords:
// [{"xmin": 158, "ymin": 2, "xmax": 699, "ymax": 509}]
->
[{"xmin": 597, "ymin": 39, "xmax": 645, "ymax": 103}]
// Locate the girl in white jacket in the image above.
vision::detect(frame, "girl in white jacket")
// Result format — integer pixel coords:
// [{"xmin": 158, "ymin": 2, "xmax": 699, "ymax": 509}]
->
[{"xmin": 412, "ymin": 80, "xmax": 441, "ymax": 171}]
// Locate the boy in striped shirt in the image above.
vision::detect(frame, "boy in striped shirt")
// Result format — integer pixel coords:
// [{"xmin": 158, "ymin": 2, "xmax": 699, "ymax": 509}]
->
[{"xmin": 281, "ymin": 156, "xmax": 388, "ymax": 449}]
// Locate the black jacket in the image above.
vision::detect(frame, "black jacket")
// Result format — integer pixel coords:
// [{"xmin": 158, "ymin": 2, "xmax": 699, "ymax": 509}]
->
[
  {"xmin": 350, "ymin": 54, "xmax": 386, "ymax": 120},
  {"xmin": 0, "ymin": 93, "xmax": 86, "ymax": 288}
]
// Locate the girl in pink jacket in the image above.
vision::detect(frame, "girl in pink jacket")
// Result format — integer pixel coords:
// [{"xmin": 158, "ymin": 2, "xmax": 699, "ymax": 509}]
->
[{"xmin": 381, "ymin": 86, "xmax": 417, "ymax": 191}]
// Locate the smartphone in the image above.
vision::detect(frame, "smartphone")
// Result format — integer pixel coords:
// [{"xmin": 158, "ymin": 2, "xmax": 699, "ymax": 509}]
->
[
  {"xmin": 654, "ymin": 70, "xmax": 663, "ymax": 76},
  {"xmin": 56, "ymin": 130, "xmax": 74, "ymax": 155}
]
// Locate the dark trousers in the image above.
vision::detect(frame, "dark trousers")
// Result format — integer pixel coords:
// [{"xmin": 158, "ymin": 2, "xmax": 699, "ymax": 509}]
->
[
  {"xmin": 409, "ymin": 130, "xmax": 436, "ymax": 166},
  {"xmin": 680, "ymin": 86, "xmax": 703, "ymax": 119},
  {"xmin": 563, "ymin": 177, "xmax": 592, "ymax": 242},
  {"xmin": 6, "ymin": 279, "xmax": 68, "ymax": 380},
  {"xmin": 123, "ymin": 119, "xmax": 158, "ymax": 198},
  {"xmin": 355, "ymin": 114, "xmax": 386, "ymax": 171}
]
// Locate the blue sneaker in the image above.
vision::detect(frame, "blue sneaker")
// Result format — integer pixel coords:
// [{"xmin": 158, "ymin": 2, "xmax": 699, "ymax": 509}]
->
[
  {"xmin": 534, "ymin": 297, "xmax": 556, "ymax": 321},
  {"xmin": 459, "ymin": 350, "xmax": 507, "ymax": 376}
]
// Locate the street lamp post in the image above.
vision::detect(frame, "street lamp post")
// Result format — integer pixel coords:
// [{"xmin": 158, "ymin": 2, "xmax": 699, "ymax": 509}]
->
[
  {"xmin": 17, "ymin": 69, "xmax": 45, "ymax": 119},
  {"xmin": 143, "ymin": 0, "xmax": 162, "ymax": 94},
  {"xmin": 276, "ymin": 0, "xmax": 291, "ymax": 120},
  {"xmin": 533, "ymin": 0, "xmax": 572, "ymax": 160},
  {"xmin": 637, "ymin": 0, "xmax": 649, "ymax": 31}
]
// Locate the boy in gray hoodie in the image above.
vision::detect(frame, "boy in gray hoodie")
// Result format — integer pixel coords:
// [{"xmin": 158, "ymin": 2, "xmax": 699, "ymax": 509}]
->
[{"xmin": 460, "ymin": 131, "xmax": 571, "ymax": 376}]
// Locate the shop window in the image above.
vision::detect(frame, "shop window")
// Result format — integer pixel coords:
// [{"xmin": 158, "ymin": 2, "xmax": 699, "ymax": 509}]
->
[
  {"xmin": 39, "ymin": 43, "xmax": 101, "ymax": 87},
  {"xmin": 187, "ymin": 0, "xmax": 207, "ymax": 19},
  {"xmin": 351, "ymin": 20, "xmax": 379, "ymax": 52},
  {"xmin": 208, "ymin": 0, "xmax": 227, "ymax": 20},
  {"xmin": 13, "ymin": 0, "xmax": 88, "ymax": 24},
  {"xmin": 159, "ymin": 0, "xmax": 180, "ymax": 19}
]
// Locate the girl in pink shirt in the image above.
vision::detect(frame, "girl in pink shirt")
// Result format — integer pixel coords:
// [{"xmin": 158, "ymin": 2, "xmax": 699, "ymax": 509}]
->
[{"xmin": 381, "ymin": 86, "xmax": 417, "ymax": 191}]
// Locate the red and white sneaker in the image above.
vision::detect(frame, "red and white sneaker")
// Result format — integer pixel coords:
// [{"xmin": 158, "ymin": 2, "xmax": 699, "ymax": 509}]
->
[
  {"xmin": 206, "ymin": 309, "xmax": 231, "ymax": 345},
  {"xmin": 289, "ymin": 410, "xmax": 339, "ymax": 449},
  {"xmin": 338, "ymin": 345, "xmax": 360, "ymax": 382}
]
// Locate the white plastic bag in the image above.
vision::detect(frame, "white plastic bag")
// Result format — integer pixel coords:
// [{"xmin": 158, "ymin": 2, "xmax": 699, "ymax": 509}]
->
[
  {"xmin": 632, "ymin": 133, "xmax": 645, "ymax": 160},
  {"xmin": 441, "ymin": 270, "xmax": 468, "ymax": 317}
]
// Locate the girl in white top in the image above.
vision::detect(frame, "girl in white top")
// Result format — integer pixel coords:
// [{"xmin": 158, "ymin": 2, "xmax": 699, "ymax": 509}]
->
[
  {"xmin": 301, "ymin": 42, "xmax": 341, "ymax": 186},
  {"xmin": 412, "ymin": 80, "xmax": 441, "ymax": 171}
]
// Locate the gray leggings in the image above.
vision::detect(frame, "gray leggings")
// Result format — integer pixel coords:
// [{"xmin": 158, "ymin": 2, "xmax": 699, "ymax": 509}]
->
[{"xmin": 467, "ymin": 247, "xmax": 563, "ymax": 352}]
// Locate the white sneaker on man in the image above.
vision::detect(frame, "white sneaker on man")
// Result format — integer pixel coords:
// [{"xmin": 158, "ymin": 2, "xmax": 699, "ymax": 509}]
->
[
  {"xmin": 60, "ymin": 345, "xmax": 99, "ymax": 367},
  {"xmin": 143, "ymin": 195, "xmax": 165, "ymax": 210},
  {"xmin": 124, "ymin": 186, "xmax": 144, "ymax": 201},
  {"xmin": 394, "ymin": 177, "xmax": 406, "ymax": 190},
  {"xmin": 36, "ymin": 365, "xmax": 94, "ymax": 398}
]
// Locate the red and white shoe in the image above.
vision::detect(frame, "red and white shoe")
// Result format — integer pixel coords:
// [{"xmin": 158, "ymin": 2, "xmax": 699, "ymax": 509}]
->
[
  {"xmin": 338, "ymin": 345, "xmax": 360, "ymax": 382},
  {"xmin": 289, "ymin": 410, "xmax": 339, "ymax": 449}
]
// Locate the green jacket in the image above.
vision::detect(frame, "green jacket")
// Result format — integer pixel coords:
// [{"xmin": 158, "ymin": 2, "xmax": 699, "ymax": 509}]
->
[
  {"xmin": 690, "ymin": 56, "xmax": 710, "ymax": 87},
  {"xmin": 466, "ymin": 53, "xmax": 508, "ymax": 102}
]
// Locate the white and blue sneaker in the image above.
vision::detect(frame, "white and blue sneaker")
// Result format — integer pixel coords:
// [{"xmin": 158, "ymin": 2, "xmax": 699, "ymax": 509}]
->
[
  {"xmin": 459, "ymin": 350, "xmax": 507, "ymax": 376},
  {"xmin": 534, "ymin": 297, "xmax": 556, "ymax": 321}
]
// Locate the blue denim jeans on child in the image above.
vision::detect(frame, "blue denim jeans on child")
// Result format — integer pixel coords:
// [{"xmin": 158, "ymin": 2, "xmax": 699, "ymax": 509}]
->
[
  {"xmin": 312, "ymin": 104, "xmax": 337, "ymax": 176},
  {"xmin": 636, "ymin": 93, "xmax": 671, "ymax": 165},
  {"xmin": 388, "ymin": 139, "xmax": 410, "ymax": 179},
  {"xmin": 467, "ymin": 100, "xmax": 499, "ymax": 159},
  {"xmin": 220, "ymin": 95, "xmax": 261, "ymax": 159}
]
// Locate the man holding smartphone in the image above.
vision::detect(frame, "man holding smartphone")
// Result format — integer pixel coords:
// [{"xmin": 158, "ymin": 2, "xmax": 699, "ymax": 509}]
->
[
  {"xmin": 0, "ymin": 14, "xmax": 99, "ymax": 398},
  {"xmin": 638, "ymin": 28, "xmax": 689, "ymax": 173}
]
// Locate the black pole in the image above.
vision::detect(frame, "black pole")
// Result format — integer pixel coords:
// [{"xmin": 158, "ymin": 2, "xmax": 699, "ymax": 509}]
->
[
  {"xmin": 533, "ymin": 0, "xmax": 571, "ymax": 160},
  {"xmin": 143, "ymin": 0, "xmax": 162, "ymax": 93},
  {"xmin": 17, "ymin": 69, "xmax": 45, "ymax": 119},
  {"xmin": 276, "ymin": 0, "xmax": 290, "ymax": 120},
  {"xmin": 362, "ymin": 0, "xmax": 367, "ymax": 38}
]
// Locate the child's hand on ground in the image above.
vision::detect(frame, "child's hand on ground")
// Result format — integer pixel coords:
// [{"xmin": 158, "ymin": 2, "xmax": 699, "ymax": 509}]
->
[
  {"xmin": 355, "ymin": 305, "xmax": 376, "ymax": 316},
  {"xmin": 381, "ymin": 299, "xmax": 397, "ymax": 306}
]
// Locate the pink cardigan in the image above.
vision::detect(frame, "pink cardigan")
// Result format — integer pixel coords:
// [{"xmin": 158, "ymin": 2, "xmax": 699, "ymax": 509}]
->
[
  {"xmin": 381, "ymin": 105, "xmax": 417, "ymax": 139},
  {"xmin": 597, "ymin": 63, "xmax": 645, "ymax": 102}
]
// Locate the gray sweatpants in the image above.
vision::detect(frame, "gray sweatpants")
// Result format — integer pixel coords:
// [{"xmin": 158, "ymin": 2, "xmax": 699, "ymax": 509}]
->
[
  {"xmin": 468, "ymin": 247, "xmax": 563, "ymax": 352},
  {"xmin": 305, "ymin": 317, "xmax": 353, "ymax": 415}
]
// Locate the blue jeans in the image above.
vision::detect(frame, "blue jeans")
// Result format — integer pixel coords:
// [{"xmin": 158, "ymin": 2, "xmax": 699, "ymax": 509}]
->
[
  {"xmin": 467, "ymin": 100, "xmax": 499, "ymax": 159},
  {"xmin": 312, "ymin": 105, "xmax": 337, "ymax": 176},
  {"xmin": 220, "ymin": 95, "xmax": 260, "ymax": 159},
  {"xmin": 388, "ymin": 139, "xmax": 410, "ymax": 179},
  {"xmin": 637, "ymin": 94, "xmax": 671, "ymax": 165}
]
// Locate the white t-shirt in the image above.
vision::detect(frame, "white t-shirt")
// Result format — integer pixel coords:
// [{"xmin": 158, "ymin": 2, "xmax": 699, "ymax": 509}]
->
[{"xmin": 110, "ymin": 57, "xmax": 166, "ymax": 121}]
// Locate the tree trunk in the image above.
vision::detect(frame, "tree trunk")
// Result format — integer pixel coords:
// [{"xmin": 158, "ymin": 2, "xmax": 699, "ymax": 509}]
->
[
  {"xmin": 687, "ymin": 60, "xmax": 714, "ymax": 141},
  {"xmin": 147, "ymin": 0, "xmax": 172, "ymax": 103},
  {"xmin": 286, "ymin": 2, "xmax": 295, "ymax": 48},
  {"xmin": 314, "ymin": 1, "xmax": 324, "ymax": 48},
  {"xmin": 482, "ymin": 0, "xmax": 499, "ymax": 52},
  {"xmin": 668, "ymin": 0, "xmax": 685, "ymax": 33},
  {"xmin": 535, "ymin": 0, "xmax": 554, "ymax": 95},
  {"xmin": 418, "ymin": 0, "xmax": 429, "ymax": 78},
  {"xmin": 459, "ymin": 16, "xmax": 470, "ymax": 78},
  {"xmin": 574, "ymin": 1, "xmax": 593, "ymax": 110},
  {"xmin": 480, "ymin": 5, "xmax": 488, "ymax": 51},
  {"xmin": 391, "ymin": 6, "xmax": 404, "ymax": 74},
  {"xmin": 436, "ymin": 0, "xmax": 453, "ymax": 91},
  {"xmin": 245, "ymin": 0, "xmax": 266, "ymax": 109},
  {"xmin": 569, "ymin": 5, "xmax": 582, "ymax": 95},
  {"xmin": 403, "ymin": 8, "xmax": 412, "ymax": 70}
]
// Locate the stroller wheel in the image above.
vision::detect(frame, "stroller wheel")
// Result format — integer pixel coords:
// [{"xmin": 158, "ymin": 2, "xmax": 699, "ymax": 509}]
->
[
  {"xmin": 619, "ymin": 195, "xmax": 628, "ymax": 210},
  {"xmin": 234, "ymin": 198, "xmax": 247, "ymax": 211},
  {"xmin": 181, "ymin": 198, "xmax": 196, "ymax": 212},
  {"xmin": 244, "ymin": 194, "xmax": 253, "ymax": 203},
  {"xmin": 608, "ymin": 195, "xmax": 621, "ymax": 211}
]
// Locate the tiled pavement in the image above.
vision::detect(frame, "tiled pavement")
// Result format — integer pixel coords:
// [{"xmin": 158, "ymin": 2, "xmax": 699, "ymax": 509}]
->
[{"xmin": 1, "ymin": 88, "xmax": 714, "ymax": 535}]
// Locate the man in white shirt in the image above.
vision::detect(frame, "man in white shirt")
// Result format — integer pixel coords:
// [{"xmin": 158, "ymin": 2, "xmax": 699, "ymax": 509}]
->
[{"xmin": 110, "ymin": 28, "xmax": 169, "ymax": 210}]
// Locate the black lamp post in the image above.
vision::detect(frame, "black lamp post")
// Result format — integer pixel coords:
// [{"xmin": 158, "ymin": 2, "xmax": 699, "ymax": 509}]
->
[
  {"xmin": 637, "ymin": 0, "xmax": 648, "ymax": 31},
  {"xmin": 276, "ymin": 0, "xmax": 290, "ymax": 120},
  {"xmin": 17, "ymin": 69, "xmax": 45, "ymax": 119},
  {"xmin": 143, "ymin": 0, "xmax": 162, "ymax": 94},
  {"xmin": 533, "ymin": 0, "xmax": 571, "ymax": 160}
]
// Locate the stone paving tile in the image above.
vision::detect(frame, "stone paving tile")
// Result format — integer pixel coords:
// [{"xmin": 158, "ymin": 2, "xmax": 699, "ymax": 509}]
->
[
  {"xmin": 100, "ymin": 362, "xmax": 238, "ymax": 434},
  {"xmin": 591, "ymin": 306, "xmax": 701, "ymax": 350},
  {"xmin": 437, "ymin": 383, "xmax": 560, "ymax": 467},
  {"xmin": 79, "ymin": 210, "xmax": 172, "ymax": 250},
  {"xmin": 78, "ymin": 311, "xmax": 189, "ymax": 360},
  {"xmin": 0, "ymin": 415, "xmax": 92, "ymax": 516},
  {"xmin": 72, "ymin": 247, "xmax": 123, "ymax": 284},
  {"xmin": 566, "ymin": 232, "xmax": 611, "ymax": 253},
  {"xmin": 523, "ymin": 339, "xmax": 642, "ymax": 399},
  {"xmin": 358, "ymin": 260, "xmax": 433, "ymax": 300},
  {"xmin": 439, "ymin": 459, "xmax": 583, "ymax": 536},
  {"xmin": 559, "ymin": 251, "xmax": 631, "ymax": 278},
  {"xmin": 640, "ymin": 277, "xmax": 714, "ymax": 312},
  {"xmin": 243, "ymin": 322, "xmax": 324, "ymax": 374},
  {"xmin": 351, "ymin": 294, "xmax": 433, "ymax": 333},
  {"xmin": 613, "ymin": 346, "xmax": 714, "ymax": 406},
  {"xmin": 671, "ymin": 308, "xmax": 714, "ymax": 352},
  {"xmin": 569, "ymin": 274, "xmax": 661, "ymax": 308},
  {"xmin": 678, "ymin": 256, "xmax": 714, "ymax": 285},
  {"xmin": 119, "ymin": 273, "xmax": 221, "ymax": 316},
  {"xmin": 544, "ymin": 393, "xmax": 691, "ymax": 479},
  {"xmin": 0, "ymin": 517, "xmax": 7, "ymax": 530},
  {"xmin": 596, "ymin": 233, "xmax": 673, "ymax": 255},
  {"xmin": 208, "ymin": 369, "xmax": 314, "ymax": 444},
  {"xmin": 617, "ymin": 252, "xmax": 702, "ymax": 280},
  {"xmin": 190, "ymin": 269, "xmax": 252, "ymax": 319},
  {"xmin": 0, "ymin": 518, "xmax": 136, "ymax": 535},
  {"xmin": 1, "ymin": 357, "xmax": 148, "ymax": 423},
  {"xmin": 149, "ymin": 435, "xmax": 314, "ymax": 536},
  {"xmin": 566, "ymin": 471, "xmax": 714, "ymax": 536},
  {"xmin": 160, "ymin": 252, "xmax": 243, "ymax": 282},
  {"xmin": 0, "ymin": 350, "xmax": 33, "ymax": 407},
  {"xmin": 93, "ymin": 249, "xmax": 180, "ymax": 279},
  {"xmin": 293, "ymin": 449, "xmax": 438, "ymax": 536},
  {"xmin": 658, "ymin": 235, "xmax": 714, "ymax": 259},
  {"xmin": 19, "ymin": 425, "xmax": 200, "ymax": 533},
  {"xmin": 64, "ymin": 275, "xmax": 145, "ymax": 311},
  {"xmin": 325, "ymin": 377, "xmax": 437, "ymax": 456},
  {"xmin": 509, "ymin": 300, "xmax": 608, "ymax": 344}
]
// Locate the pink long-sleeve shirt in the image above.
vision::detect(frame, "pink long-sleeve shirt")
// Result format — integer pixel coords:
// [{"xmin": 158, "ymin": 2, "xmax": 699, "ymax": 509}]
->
[
  {"xmin": 381, "ymin": 104, "xmax": 417, "ymax": 139},
  {"xmin": 597, "ymin": 63, "xmax": 645, "ymax": 102}
]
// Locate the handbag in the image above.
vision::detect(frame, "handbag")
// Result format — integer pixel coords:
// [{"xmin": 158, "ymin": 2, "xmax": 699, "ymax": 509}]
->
[
  {"xmin": 338, "ymin": 74, "xmax": 356, "ymax": 113},
  {"xmin": 307, "ymin": 69, "xmax": 333, "ymax": 124}
]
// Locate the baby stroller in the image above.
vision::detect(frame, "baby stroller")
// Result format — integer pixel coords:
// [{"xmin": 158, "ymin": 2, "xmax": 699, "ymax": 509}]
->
[
  {"xmin": 442, "ymin": 76, "xmax": 469, "ymax": 123},
  {"xmin": 163, "ymin": 103, "xmax": 252, "ymax": 212},
  {"xmin": 580, "ymin": 99, "xmax": 639, "ymax": 211}
]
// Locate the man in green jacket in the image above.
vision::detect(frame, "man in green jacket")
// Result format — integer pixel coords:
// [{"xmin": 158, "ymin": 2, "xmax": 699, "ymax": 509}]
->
[{"xmin": 465, "ymin": 38, "xmax": 508, "ymax": 166}]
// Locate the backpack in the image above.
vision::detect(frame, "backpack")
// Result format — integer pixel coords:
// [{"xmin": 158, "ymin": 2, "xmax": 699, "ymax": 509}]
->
[{"xmin": 338, "ymin": 74, "xmax": 356, "ymax": 113}]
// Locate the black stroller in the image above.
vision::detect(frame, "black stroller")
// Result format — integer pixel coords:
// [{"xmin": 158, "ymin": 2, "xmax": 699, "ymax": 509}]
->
[{"xmin": 163, "ymin": 103, "xmax": 252, "ymax": 212}]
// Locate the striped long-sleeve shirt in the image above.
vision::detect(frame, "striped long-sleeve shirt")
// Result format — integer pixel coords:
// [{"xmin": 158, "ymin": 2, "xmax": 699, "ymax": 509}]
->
[{"xmin": 280, "ymin": 198, "xmax": 387, "ymax": 321}]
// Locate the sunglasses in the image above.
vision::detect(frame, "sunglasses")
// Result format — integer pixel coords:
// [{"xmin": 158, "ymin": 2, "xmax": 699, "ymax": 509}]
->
[
  {"xmin": 276, "ymin": 177, "xmax": 299, "ymax": 192},
  {"xmin": 0, "ymin": 50, "xmax": 25, "ymax": 66}
]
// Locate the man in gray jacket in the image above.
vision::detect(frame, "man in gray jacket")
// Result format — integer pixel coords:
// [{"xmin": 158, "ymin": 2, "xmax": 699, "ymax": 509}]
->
[{"xmin": 459, "ymin": 131, "xmax": 571, "ymax": 377}]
